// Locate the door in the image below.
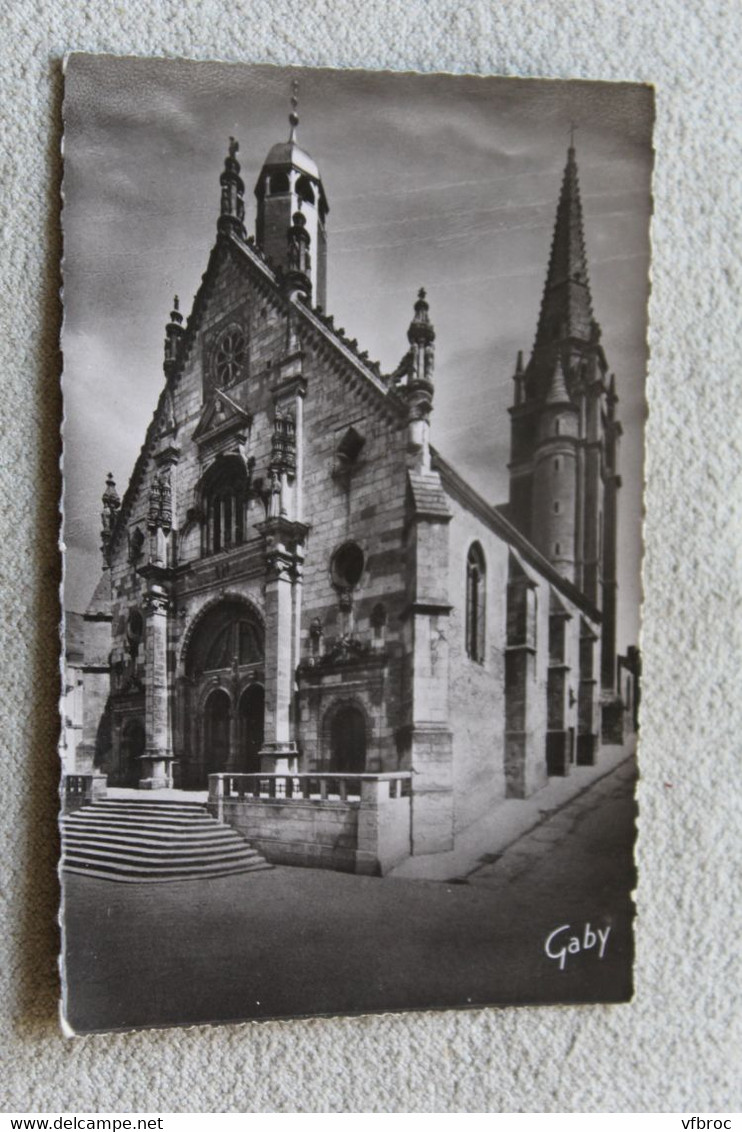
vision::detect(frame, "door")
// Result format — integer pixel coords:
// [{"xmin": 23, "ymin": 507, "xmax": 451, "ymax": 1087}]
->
[
  {"xmin": 204, "ymin": 688, "xmax": 231, "ymax": 781},
  {"xmin": 239, "ymin": 684, "xmax": 265, "ymax": 774},
  {"xmin": 120, "ymin": 718, "xmax": 145, "ymax": 788},
  {"xmin": 330, "ymin": 705, "xmax": 367, "ymax": 774}
]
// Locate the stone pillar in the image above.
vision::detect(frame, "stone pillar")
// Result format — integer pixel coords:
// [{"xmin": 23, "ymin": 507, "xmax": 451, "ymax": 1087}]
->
[
  {"xmin": 257, "ymin": 517, "xmax": 308, "ymax": 773},
  {"xmin": 139, "ymin": 582, "xmax": 173, "ymax": 789},
  {"xmin": 403, "ymin": 466, "xmax": 454, "ymax": 857},
  {"xmin": 504, "ymin": 559, "xmax": 545, "ymax": 798}
]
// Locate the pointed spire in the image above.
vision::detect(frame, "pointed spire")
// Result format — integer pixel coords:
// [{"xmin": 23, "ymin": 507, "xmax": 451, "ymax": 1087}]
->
[
  {"xmin": 534, "ymin": 141, "xmax": 593, "ymax": 349},
  {"xmin": 100, "ymin": 472, "xmax": 120, "ymax": 564},
  {"xmin": 401, "ymin": 288, "xmax": 435, "ymax": 417},
  {"xmin": 513, "ymin": 349, "xmax": 525, "ymax": 405},
  {"xmin": 163, "ymin": 294, "xmax": 184, "ymax": 376},
  {"xmin": 289, "ymin": 79, "xmax": 299, "ymax": 142},
  {"xmin": 218, "ymin": 137, "xmax": 246, "ymax": 240},
  {"xmin": 544, "ymin": 355, "xmax": 571, "ymax": 404}
]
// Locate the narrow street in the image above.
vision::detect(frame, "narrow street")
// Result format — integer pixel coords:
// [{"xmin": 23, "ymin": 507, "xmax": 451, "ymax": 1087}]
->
[{"xmin": 62, "ymin": 758, "xmax": 637, "ymax": 1033}]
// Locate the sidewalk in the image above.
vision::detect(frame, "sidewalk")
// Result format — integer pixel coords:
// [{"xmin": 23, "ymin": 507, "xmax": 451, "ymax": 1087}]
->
[{"xmin": 390, "ymin": 736, "xmax": 637, "ymax": 881}]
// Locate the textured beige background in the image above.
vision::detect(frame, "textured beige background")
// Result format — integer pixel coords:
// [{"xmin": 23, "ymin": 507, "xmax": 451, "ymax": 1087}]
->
[{"xmin": 1, "ymin": 0, "xmax": 740, "ymax": 1113}]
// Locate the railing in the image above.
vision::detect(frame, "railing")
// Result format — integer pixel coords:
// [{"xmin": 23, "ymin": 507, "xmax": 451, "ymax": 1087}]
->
[
  {"xmin": 209, "ymin": 772, "xmax": 412, "ymax": 806},
  {"xmin": 62, "ymin": 772, "xmax": 108, "ymax": 809}
]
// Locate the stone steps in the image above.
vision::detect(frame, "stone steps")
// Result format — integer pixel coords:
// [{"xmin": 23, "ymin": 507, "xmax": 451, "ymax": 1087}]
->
[{"xmin": 61, "ymin": 798, "xmax": 272, "ymax": 883}]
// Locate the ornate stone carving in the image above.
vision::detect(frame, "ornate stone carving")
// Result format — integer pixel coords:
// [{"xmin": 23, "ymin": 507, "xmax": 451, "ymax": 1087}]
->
[
  {"xmin": 147, "ymin": 467, "xmax": 173, "ymax": 533},
  {"xmin": 100, "ymin": 472, "xmax": 120, "ymax": 564}
]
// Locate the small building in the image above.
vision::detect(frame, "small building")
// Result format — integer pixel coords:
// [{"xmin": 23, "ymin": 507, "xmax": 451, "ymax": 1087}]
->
[{"xmin": 72, "ymin": 94, "xmax": 634, "ymax": 874}]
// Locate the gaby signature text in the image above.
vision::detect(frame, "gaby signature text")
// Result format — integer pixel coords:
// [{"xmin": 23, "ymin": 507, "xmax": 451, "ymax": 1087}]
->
[{"xmin": 544, "ymin": 922, "xmax": 611, "ymax": 970}]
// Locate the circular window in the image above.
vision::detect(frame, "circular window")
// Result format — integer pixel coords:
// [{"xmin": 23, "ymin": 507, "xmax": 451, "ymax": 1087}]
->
[
  {"xmin": 331, "ymin": 542, "xmax": 364, "ymax": 589},
  {"xmin": 214, "ymin": 327, "xmax": 246, "ymax": 386}
]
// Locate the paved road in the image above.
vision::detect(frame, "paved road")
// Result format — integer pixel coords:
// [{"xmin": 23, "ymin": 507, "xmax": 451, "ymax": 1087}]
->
[{"xmin": 62, "ymin": 758, "xmax": 637, "ymax": 1033}]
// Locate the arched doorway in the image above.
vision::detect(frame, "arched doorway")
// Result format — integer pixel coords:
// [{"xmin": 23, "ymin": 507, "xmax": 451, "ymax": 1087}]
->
[
  {"xmin": 183, "ymin": 599, "xmax": 265, "ymax": 788},
  {"xmin": 329, "ymin": 705, "xmax": 367, "ymax": 774},
  {"xmin": 204, "ymin": 688, "xmax": 231, "ymax": 778},
  {"xmin": 120, "ymin": 718, "xmax": 145, "ymax": 788},
  {"xmin": 239, "ymin": 684, "xmax": 265, "ymax": 774}
]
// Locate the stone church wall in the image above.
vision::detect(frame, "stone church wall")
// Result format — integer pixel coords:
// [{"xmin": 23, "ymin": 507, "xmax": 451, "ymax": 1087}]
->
[{"xmin": 445, "ymin": 494, "xmax": 509, "ymax": 835}]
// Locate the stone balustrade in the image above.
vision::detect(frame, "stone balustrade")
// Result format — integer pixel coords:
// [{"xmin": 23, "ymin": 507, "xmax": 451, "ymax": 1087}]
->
[
  {"xmin": 208, "ymin": 771, "xmax": 412, "ymax": 875},
  {"xmin": 62, "ymin": 772, "xmax": 108, "ymax": 812}
]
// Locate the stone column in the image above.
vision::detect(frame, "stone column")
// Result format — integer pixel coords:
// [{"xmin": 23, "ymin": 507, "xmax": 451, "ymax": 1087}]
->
[
  {"xmin": 139, "ymin": 582, "xmax": 173, "ymax": 789},
  {"xmin": 256, "ymin": 517, "xmax": 308, "ymax": 773},
  {"xmin": 403, "ymin": 469, "xmax": 454, "ymax": 857}
]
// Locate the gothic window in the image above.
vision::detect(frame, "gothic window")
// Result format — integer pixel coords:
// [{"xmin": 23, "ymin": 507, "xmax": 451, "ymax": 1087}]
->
[
  {"xmin": 186, "ymin": 600, "xmax": 264, "ymax": 678},
  {"xmin": 201, "ymin": 457, "xmax": 250, "ymax": 555},
  {"xmin": 213, "ymin": 326, "xmax": 246, "ymax": 386},
  {"xmin": 296, "ymin": 175, "xmax": 315, "ymax": 205},
  {"xmin": 553, "ymin": 501, "xmax": 561, "ymax": 514},
  {"xmin": 465, "ymin": 542, "xmax": 486, "ymax": 663},
  {"xmin": 204, "ymin": 619, "xmax": 262, "ymax": 671},
  {"xmin": 331, "ymin": 542, "xmax": 365, "ymax": 590}
]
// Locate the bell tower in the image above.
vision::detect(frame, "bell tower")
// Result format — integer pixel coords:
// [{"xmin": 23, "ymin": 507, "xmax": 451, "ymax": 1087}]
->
[
  {"xmin": 506, "ymin": 138, "xmax": 622, "ymax": 704},
  {"xmin": 254, "ymin": 81, "xmax": 329, "ymax": 309}
]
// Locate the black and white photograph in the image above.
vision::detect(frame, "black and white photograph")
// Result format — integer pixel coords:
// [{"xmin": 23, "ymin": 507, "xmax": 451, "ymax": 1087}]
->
[{"xmin": 60, "ymin": 55, "xmax": 652, "ymax": 1034}]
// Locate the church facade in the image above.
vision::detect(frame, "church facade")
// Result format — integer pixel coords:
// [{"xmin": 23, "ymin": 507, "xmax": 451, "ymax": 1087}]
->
[{"xmin": 74, "ymin": 96, "xmax": 631, "ymax": 871}]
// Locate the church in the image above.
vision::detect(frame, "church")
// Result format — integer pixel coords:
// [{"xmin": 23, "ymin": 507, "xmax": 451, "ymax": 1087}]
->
[{"xmin": 71, "ymin": 87, "xmax": 633, "ymax": 875}]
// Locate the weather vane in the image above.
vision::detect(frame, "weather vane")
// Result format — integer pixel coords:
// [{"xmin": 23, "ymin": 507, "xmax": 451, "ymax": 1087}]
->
[{"xmin": 289, "ymin": 79, "xmax": 299, "ymax": 140}]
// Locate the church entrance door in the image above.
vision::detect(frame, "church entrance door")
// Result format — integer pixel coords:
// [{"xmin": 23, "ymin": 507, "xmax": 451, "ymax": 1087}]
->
[
  {"xmin": 183, "ymin": 599, "xmax": 265, "ymax": 789},
  {"xmin": 120, "ymin": 718, "xmax": 145, "ymax": 788},
  {"xmin": 330, "ymin": 706, "xmax": 366, "ymax": 774},
  {"xmin": 204, "ymin": 688, "xmax": 230, "ymax": 778},
  {"xmin": 239, "ymin": 685, "xmax": 265, "ymax": 774}
]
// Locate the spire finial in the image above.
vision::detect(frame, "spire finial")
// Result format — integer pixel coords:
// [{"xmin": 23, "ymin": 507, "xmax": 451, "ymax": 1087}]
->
[
  {"xmin": 568, "ymin": 121, "xmax": 577, "ymax": 152},
  {"xmin": 218, "ymin": 136, "xmax": 246, "ymax": 239},
  {"xmin": 289, "ymin": 79, "xmax": 299, "ymax": 141},
  {"xmin": 173, "ymin": 294, "xmax": 179, "ymax": 312}
]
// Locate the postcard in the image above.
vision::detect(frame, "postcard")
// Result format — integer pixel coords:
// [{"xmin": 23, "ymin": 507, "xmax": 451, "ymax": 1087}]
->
[{"xmin": 60, "ymin": 55, "xmax": 651, "ymax": 1032}]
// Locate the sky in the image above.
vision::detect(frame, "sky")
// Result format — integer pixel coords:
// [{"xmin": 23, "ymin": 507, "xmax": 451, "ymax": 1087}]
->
[{"xmin": 62, "ymin": 55, "xmax": 654, "ymax": 651}]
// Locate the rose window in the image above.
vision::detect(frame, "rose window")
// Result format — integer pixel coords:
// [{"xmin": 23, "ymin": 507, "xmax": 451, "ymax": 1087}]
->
[{"xmin": 214, "ymin": 328, "xmax": 246, "ymax": 386}]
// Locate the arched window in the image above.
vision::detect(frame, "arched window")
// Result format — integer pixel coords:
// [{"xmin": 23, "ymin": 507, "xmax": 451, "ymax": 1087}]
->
[
  {"xmin": 185, "ymin": 600, "xmax": 264, "ymax": 679},
  {"xmin": 466, "ymin": 542, "xmax": 486, "ymax": 663},
  {"xmin": 296, "ymin": 175, "xmax": 315, "ymax": 205},
  {"xmin": 201, "ymin": 457, "xmax": 250, "ymax": 555}
]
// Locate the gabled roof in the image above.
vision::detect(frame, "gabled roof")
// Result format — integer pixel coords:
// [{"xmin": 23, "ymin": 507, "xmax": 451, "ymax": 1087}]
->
[
  {"xmin": 109, "ymin": 229, "xmax": 405, "ymax": 560},
  {"xmin": 192, "ymin": 388, "xmax": 251, "ymax": 444}
]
